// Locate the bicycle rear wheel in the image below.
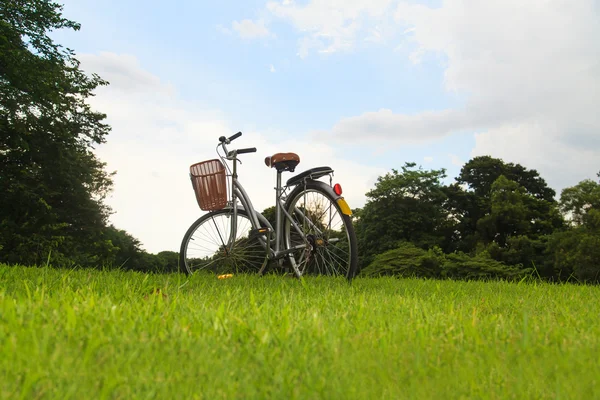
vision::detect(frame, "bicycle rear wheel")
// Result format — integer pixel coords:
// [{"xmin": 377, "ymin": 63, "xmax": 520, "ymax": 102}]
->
[
  {"xmin": 179, "ymin": 209, "xmax": 268, "ymax": 275},
  {"xmin": 283, "ymin": 180, "xmax": 358, "ymax": 280}
]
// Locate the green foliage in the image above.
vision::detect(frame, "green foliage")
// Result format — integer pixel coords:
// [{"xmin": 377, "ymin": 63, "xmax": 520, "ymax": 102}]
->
[
  {"xmin": 560, "ymin": 179, "xmax": 600, "ymax": 226},
  {"xmin": 476, "ymin": 176, "xmax": 530, "ymax": 245},
  {"xmin": 542, "ymin": 179, "xmax": 600, "ymax": 283},
  {"xmin": 101, "ymin": 226, "xmax": 144, "ymax": 269},
  {"xmin": 354, "ymin": 157, "xmax": 565, "ymax": 281},
  {"xmin": 354, "ymin": 162, "xmax": 449, "ymax": 268},
  {"xmin": 0, "ymin": 0, "xmax": 113, "ymax": 266},
  {"xmin": 361, "ymin": 242, "xmax": 442, "ymax": 278},
  {"xmin": 97, "ymin": 227, "xmax": 180, "ymax": 273},
  {"xmin": 456, "ymin": 155, "xmax": 556, "ymax": 201},
  {"xmin": 362, "ymin": 242, "xmax": 530, "ymax": 281},
  {"xmin": 155, "ymin": 251, "xmax": 180, "ymax": 272},
  {"xmin": 261, "ymin": 206, "xmax": 276, "ymax": 229},
  {"xmin": 447, "ymin": 158, "xmax": 562, "ymax": 252},
  {"xmin": 547, "ymin": 209, "xmax": 600, "ymax": 283},
  {"xmin": 440, "ymin": 251, "xmax": 531, "ymax": 281},
  {"xmin": 476, "ymin": 175, "xmax": 562, "ymax": 246},
  {"xmin": 484, "ymin": 235, "xmax": 552, "ymax": 278}
]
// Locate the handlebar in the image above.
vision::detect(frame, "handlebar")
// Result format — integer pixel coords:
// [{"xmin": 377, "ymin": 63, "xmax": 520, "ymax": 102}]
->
[
  {"xmin": 236, "ymin": 147, "xmax": 257, "ymax": 154},
  {"xmin": 227, "ymin": 147, "xmax": 256, "ymax": 158},
  {"xmin": 219, "ymin": 131, "xmax": 242, "ymax": 144},
  {"xmin": 218, "ymin": 131, "xmax": 256, "ymax": 160},
  {"xmin": 229, "ymin": 131, "xmax": 242, "ymax": 142}
]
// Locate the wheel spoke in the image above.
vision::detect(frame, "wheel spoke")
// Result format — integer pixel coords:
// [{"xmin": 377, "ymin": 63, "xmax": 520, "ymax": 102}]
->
[
  {"xmin": 181, "ymin": 210, "xmax": 268, "ymax": 274},
  {"xmin": 284, "ymin": 187, "xmax": 356, "ymax": 279}
]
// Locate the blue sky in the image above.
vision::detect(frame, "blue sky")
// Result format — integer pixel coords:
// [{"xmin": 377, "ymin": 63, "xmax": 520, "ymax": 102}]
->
[
  {"xmin": 55, "ymin": 0, "xmax": 470, "ymax": 172},
  {"xmin": 52, "ymin": 0, "xmax": 600, "ymax": 252}
]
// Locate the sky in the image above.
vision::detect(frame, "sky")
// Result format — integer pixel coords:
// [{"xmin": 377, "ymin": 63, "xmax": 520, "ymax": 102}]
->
[{"xmin": 51, "ymin": 0, "xmax": 600, "ymax": 253}]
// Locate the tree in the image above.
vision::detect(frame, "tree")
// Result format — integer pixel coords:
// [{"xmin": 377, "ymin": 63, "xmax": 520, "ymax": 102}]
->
[
  {"xmin": 547, "ymin": 209, "xmax": 600, "ymax": 283},
  {"xmin": 0, "ymin": 1, "xmax": 112, "ymax": 265},
  {"xmin": 448, "ymin": 157, "xmax": 562, "ymax": 252},
  {"xmin": 354, "ymin": 163, "xmax": 449, "ymax": 268},
  {"xmin": 456, "ymin": 156, "xmax": 555, "ymax": 201},
  {"xmin": 559, "ymin": 179, "xmax": 600, "ymax": 226},
  {"xmin": 546, "ymin": 178, "xmax": 600, "ymax": 282},
  {"xmin": 156, "ymin": 251, "xmax": 180, "ymax": 273},
  {"xmin": 101, "ymin": 226, "xmax": 144, "ymax": 269},
  {"xmin": 476, "ymin": 176, "xmax": 530, "ymax": 246}
]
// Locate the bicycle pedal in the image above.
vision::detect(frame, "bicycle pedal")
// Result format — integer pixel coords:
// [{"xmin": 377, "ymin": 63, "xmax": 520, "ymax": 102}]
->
[{"xmin": 249, "ymin": 227, "xmax": 270, "ymax": 238}]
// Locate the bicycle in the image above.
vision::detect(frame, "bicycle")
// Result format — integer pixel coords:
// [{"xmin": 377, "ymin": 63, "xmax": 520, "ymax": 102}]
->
[{"xmin": 179, "ymin": 131, "xmax": 358, "ymax": 280}]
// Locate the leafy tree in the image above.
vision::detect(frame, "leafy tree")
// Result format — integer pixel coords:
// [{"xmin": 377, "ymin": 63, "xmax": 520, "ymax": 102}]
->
[
  {"xmin": 476, "ymin": 175, "xmax": 561, "ymax": 246},
  {"xmin": 101, "ymin": 225, "xmax": 143, "ymax": 269},
  {"xmin": 456, "ymin": 156, "xmax": 555, "ymax": 201},
  {"xmin": 546, "ymin": 178, "xmax": 600, "ymax": 282},
  {"xmin": 0, "ymin": 1, "xmax": 112, "ymax": 265},
  {"xmin": 476, "ymin": 176, "xmax": 530, "ymax": 246},
  {"xmin": 354, "ymin": 163, "xmax": 449, "ymax": 268},
  {"xmin": 547, "ymin": 209, "xmax": 600, "ymax": 283},
  {"xmin": 559, "ymin": 179, "xmax": 600, "ymax": 226},
  {"xmin": 156, "ymin": 251, "xmax": 180, "ymax": 273},
  {"xmin": 447, "ymin": 157, "xmax": 562, "ymax": 252},
  {"xmin": 484, "ymin": 235, "xmax": 551, "ymax": 277}
]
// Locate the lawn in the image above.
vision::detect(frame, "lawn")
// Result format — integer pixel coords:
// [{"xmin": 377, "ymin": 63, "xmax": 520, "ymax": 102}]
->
[{"xmin": 1, "ymin": 264, "xmax": 599, "ymax": 399}]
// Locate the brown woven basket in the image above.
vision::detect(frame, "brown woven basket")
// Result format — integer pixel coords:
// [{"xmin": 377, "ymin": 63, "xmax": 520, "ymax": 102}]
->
[{"xmin": 189, "ymin": 159, "xmax": 228, "ymax": 211}]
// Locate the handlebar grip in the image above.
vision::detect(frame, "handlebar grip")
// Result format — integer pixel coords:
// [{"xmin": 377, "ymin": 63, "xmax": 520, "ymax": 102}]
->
[
  {"xmin": 228, "ymin": 131, "xmax": 242, "ymax": 142},
  {"xmin": 237, "ymin": 147, "xmax": 257, "ymax": 154}
]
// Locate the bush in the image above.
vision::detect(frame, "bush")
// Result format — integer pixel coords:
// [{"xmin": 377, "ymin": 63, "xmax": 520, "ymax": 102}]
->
[
  {"xmin": 482, "ymin": 236, "xmax": 551, "ymax": 279},
  {"xmin": 441, "ymin": 251, "xmax": 531, "ymax": 281},
  {"xmin": 361, "ymin": 242, "xmax": 443, "ymax": 278},
  {"xmin": 362, "ymin": 242, "xmax": 531, "ymax": 281}
]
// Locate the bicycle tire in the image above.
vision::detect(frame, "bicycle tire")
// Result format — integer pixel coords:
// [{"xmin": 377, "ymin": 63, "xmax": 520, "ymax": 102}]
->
[
  {"xmin": 179, "ymin": 208, "xmax": 269, "ymax": 275},
  {"xmin": 283, "ymin": 180, "xmax": 358, "ymax": 281}
]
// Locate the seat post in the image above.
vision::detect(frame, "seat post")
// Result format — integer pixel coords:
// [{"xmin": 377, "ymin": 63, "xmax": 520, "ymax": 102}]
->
[{"xmin": 275, "ymin": 170, "xmax": 282, "ymax": 253}]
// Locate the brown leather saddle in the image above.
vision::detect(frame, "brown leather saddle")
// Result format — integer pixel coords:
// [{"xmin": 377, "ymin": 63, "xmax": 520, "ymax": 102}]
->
[{"xmin": 264, "ymin": 152, "xmax": 300, "ymax": 172}]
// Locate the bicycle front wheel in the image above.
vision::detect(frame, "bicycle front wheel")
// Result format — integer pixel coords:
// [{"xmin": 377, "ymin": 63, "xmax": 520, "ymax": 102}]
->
[
  {"xmin": 179, "ymin": 209, "xmax": 268, "ymax": 275},
  {"xmin": 284, "ymin": 181, "xmax": 358, "ymax": 280}
]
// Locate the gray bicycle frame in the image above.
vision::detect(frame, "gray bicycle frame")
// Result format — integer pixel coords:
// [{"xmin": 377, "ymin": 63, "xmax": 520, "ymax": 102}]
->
[{"xmin": 222, "ymin": 147, "xmax": 319, "ymax": 261}]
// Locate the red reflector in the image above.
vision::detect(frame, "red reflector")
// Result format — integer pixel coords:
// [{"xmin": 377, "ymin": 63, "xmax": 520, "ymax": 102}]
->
[{"xmin": 333, "ymin": 183, "xmax": 342, "ymax": 196}]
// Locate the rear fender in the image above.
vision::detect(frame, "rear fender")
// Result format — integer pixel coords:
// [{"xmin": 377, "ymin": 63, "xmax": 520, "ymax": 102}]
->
[{"xmin": 288, "ymin": 179, "xmax": 352, "ymax": 216}]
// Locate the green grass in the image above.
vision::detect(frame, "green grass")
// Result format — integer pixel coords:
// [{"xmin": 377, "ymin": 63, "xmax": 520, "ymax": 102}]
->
[{"xmin": 1, "ymin": 264, "xmax": 599, "ymax": 399}]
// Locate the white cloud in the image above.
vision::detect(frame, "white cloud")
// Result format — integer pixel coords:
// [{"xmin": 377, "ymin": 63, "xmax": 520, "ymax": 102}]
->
[
  {"xmin": 267, "ymin": 0, "xmax": 395, "ymax": 56},
  {"xmin": 81, "ymin": 53, "xmax": 384, "ymax": 253},
  {"xmin": 269, "ymin": 64, "xmax": 276, "ymax": 72},
  {"xmin": 423, "ymin": 156, "xmax": 433, "ymax": 163},
  {"xmin": 232, "ymin": 19, "xmax": 272, "ymax": 39},
  {"xmin": 391, "ymin": 0, "xmax": 600, "ymax": 191},
  {"xmin": 326, "ymin": 108, "xmax": 470, "ymax": 143},
  {"xmin": 302, "ymin": 0, "xmax": 599, "ymax": 192}
]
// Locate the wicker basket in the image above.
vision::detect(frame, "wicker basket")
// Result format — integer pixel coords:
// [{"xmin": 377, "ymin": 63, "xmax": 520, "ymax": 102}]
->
[{"xmin": 189, "ymin": 159, "xmax": 228, "ymax": 211}]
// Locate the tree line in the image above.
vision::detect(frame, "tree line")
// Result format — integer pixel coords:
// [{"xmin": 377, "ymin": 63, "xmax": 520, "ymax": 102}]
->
[
  {"xmin": 354, "ymin": 159, "xmax": 600, "ymax": 283},
  {"xmin": 1, "ymin": 1, "xmax": 598, "ymax": 282}
]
